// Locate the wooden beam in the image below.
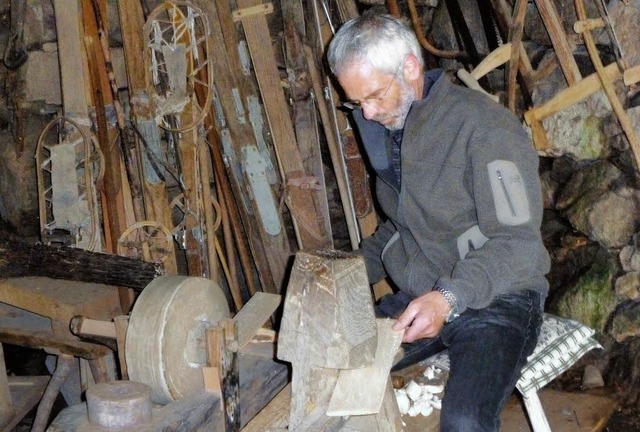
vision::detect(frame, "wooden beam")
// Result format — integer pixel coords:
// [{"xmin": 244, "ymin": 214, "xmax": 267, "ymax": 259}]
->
[{"xmin": 0, "ymin": 239, "xmax": 162, "ymax": 290}]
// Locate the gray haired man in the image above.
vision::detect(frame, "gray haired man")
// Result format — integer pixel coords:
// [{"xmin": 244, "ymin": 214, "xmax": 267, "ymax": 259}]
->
[{"xmin": 327, "ymin": 13, "xmax": 550, "ymax": 431}]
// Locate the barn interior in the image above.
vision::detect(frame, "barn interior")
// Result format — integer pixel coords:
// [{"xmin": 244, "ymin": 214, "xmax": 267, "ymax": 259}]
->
[{"xmin": 0, "ymin": 0, "xmax": 640, "ymax": 430}]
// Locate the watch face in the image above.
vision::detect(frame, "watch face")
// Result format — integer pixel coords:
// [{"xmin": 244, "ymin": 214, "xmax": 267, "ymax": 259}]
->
[{"xmin": 446, "ymin": 308, "xmax": 459, "ymax": 323}]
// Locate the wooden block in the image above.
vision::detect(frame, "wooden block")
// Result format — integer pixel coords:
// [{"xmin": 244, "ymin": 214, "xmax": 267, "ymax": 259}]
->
[
  {"xmin": 277, "ymin": 250, "xmax": 377, "ymax": 370},
  {"xmin": 232, "ymin": 3, "xmax": 273, "ymax": 21},
  {"xmin": 277, "ymin": 250, "xmax": 378, "ymax": 430},
  {"xmin": 327, "ymin": 319, "xmax": 404, "ymax": 416},
  {"xmin": 237, "ymin": 340, "xmax": 289, "ymax": 427},
  {"xmin": 69, "ymin": 316, "xmax": 117, "ymax": 339},
  {"xmin": 203, "ymin": 366, "xmax": 222, "ymax": 394}
]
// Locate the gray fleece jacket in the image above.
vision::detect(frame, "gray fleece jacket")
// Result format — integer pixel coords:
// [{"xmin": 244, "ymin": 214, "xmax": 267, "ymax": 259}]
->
[{"xmin": 354, "ymin": 71, "xmax": 550, "ymax": 314}]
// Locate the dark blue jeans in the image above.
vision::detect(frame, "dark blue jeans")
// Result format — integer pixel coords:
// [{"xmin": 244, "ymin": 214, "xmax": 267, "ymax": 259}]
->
[{"xmin": 376, "ymin": 289, "xmax": 544, "ymax": 432}]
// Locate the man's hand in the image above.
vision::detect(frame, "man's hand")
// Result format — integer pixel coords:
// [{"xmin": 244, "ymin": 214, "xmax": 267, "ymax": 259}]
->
[{"xmin": 392, "ymin": 291, "xmax": 451, "ymax": 342}]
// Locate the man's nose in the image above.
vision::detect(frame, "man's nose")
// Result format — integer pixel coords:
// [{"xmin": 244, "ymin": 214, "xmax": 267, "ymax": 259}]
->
[{"xmin": 361, "ymin": 102, "xmax": 378, "ymax": 120}]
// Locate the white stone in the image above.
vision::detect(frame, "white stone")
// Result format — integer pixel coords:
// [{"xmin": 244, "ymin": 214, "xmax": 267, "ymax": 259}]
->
[
  {"xmin": 419, "ymin": 401, "xmax": 434, "ymax": 417},
  {"xmin": 404, "ymin": 380, "xmax": 422, "ymax": 401},
  {"xmin": 394, "ymin": 390, "xmax": 410, "ymax": 415},
  {"xmin": 407, "ymin": 404, "xmax": 422, "ymax": 417},
  {"xmin": 423, "ymin": 383, "xmax": 444, "ymax": 394}
]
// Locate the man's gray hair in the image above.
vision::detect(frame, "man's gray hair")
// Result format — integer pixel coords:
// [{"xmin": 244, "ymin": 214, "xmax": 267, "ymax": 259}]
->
[{"xmin": 327, "ymin": 13, "xmax": 424, "ymax": 78}]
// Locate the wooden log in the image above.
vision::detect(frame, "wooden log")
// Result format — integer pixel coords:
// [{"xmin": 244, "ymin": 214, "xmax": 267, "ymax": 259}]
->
[{"xmin": 0, "ymin": 239, "xmax": 162, "ymax": 290}]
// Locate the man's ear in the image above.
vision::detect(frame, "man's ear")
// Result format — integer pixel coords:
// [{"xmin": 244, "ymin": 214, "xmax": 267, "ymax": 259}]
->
[{"xmin": 403, "ymin": 54, "xmax": 422, "ymax": 81}]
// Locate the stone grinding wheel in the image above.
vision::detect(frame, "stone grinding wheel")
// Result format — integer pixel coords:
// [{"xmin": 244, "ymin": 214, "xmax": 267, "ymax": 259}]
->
[{"xmin": 126, "ymin": 275, "xmax": 230, "ymax": 404}]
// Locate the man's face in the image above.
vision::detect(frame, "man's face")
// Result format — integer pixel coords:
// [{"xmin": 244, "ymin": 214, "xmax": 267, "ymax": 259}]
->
[{"xmin": 338, "ymin": 60, "xmax": 416, "ymax": 130}]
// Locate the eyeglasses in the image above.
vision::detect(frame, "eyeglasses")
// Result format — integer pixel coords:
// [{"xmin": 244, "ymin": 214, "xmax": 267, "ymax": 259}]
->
[{"xmin": 341, "ymin": 60, "xmax": 403, "ymax": 110}]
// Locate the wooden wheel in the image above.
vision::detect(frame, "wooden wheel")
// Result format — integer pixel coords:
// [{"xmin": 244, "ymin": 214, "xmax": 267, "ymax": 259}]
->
[
  {"xmin": 117, "ymin": 221, "xmax": 174, "ymax": 264},
  {"xmin": 125, "ymin": 276, "xmax": 230, "ymax": 404}
]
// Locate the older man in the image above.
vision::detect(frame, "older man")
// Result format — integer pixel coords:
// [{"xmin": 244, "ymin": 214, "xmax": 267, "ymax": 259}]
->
[{"xmin": 327, "ymin": 13, "xmax": 550, "ymax": 431}]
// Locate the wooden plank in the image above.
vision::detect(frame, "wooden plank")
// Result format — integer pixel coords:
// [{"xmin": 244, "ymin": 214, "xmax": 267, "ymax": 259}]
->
[
  {"xmin": 327, "ymin": 319, "xmax": 404, "ymax": 416},
  {"xmin": 234, "ymin": 292, "xmax": 281, "ymax": 350},
  {"xmin": 232, "ymin": 3, "xmax": 273, "ymax": 21},
  {"xmin": 236, "ymin": 0, "xmax": 330, "ymax": 251},
  {"xmin": 52, "ymin": 0, "xmax": 90, "ymax": 118},
  {"xmin": 238, "ymin": 341, "xmax": 289, "ymax": 427},
  {"xmin": 533, "ymin": 0, "xmax": 582, "ymax": 86}
]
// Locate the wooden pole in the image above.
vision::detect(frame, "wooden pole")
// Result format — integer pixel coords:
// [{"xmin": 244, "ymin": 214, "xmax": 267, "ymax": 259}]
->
[{"xmin": 507, "ymin": 0, "xmax": 528, "ymax": 112}]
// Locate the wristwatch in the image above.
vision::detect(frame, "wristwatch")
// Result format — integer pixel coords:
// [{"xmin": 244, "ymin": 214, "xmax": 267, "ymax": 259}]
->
[{"xmin": 435, "ymin": 287, "xmax": 460, "ymax": 323}]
